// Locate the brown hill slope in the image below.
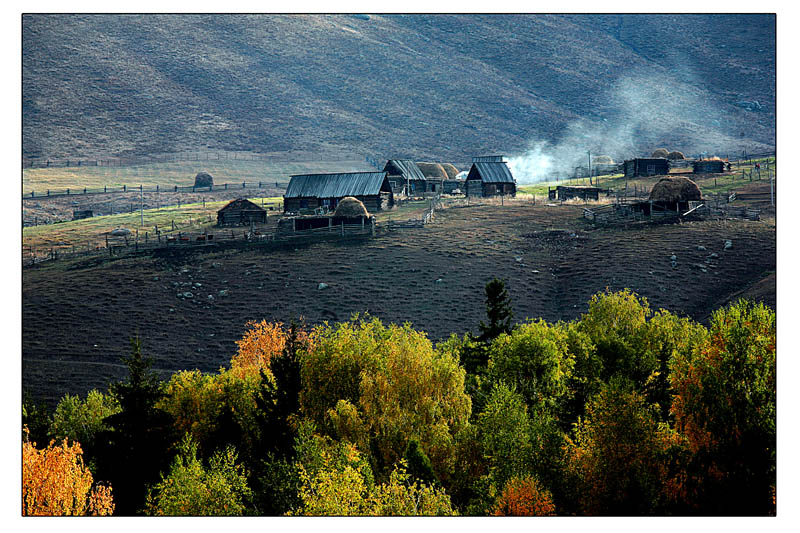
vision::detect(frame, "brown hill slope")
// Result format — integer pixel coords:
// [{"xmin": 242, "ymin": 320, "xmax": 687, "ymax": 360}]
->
[{"xmin": 22, "ymin": 14, "xmax": 775, "ymax": 163}]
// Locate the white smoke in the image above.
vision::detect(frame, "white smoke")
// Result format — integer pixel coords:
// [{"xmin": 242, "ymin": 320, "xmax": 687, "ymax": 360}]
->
[{"xmin": 508, "ymin": 72, "xmax": 737, "ymax": 185}]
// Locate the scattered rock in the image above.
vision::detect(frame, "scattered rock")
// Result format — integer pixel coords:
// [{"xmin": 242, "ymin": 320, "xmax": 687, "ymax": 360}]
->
[
  {"xmin": 211, "ymin": 262, "xmax": 222, "ymax": 268},
  {"xmin": 169, "ymin": 308, "xmax": 175, "ymax": 313},
  {"xmin": 318, "ymin": 283, "xmax": 329, "ymax": 290},
  {"xmin": 218, "ymin": 289, "xmax": 228, "ymax": 297},
  {"xmin": 207, "ymin": 295, "xmax": 214, "ymax": 301},
  {"xmin": 515, "ymin": 256, "xmax": 523, "ymax": 262},
  {"xmin": 434, "ymin": 278, "xmax": 443, "ymax": 284},
  {"xmin": 194, "ymin": 283, "xmax": 202, "ymax": 288},
  {"xmin": 182, "ymin": 292, "xmax": 194, "ymax": 299},
  {"xmin": 670, "ymin": 254, "xmax": 677, "ymax": 268},
  {"xmin": 531, "ymin": 270, "xmax": 540, "ymax": 274},
  {"xmin": 724, "ymin": 240, "xmax": 733, "ymax": 250},
  {"xmin": 697, "ymin": 245, "xmax": 706, "ymax": 251},
  {"xmin": 152, "ymin": 276, "xmax": 159, "ymax": 281}
]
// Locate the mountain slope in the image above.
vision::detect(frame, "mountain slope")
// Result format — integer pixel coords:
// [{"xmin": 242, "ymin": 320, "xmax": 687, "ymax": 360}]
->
[{"xmin": 22, "ymin": 14, "xmax": 775, "ymax": 164}]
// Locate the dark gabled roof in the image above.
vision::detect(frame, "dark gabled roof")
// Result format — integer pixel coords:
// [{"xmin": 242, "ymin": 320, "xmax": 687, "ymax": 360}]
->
[
  {"xmin": 467, "ymin": 162, "xmax": 515, "ymax": 183},
  {"xmin": 218, "ymin": 198, "xmax": 265, "ymax": 212},
  {"xmin": 285, "ymin": 172, "xmax": 389, "ymax": 198},
  {"xmin": 384, "ymin": 159, "xmax": 426, "ymax": 181}
]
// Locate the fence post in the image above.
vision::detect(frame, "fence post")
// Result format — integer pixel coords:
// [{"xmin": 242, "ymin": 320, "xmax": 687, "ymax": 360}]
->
[{"xmin": 123, "ymin": 185, "xmax": 126, "ymax": 192}]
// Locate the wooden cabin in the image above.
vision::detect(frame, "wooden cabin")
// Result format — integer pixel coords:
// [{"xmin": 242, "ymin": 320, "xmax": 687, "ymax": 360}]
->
[
  {"xmin": 383, "ymin": 159, "xmax": 430, "ymax": 195},
  {"xmin": 72, "ymin": 209, "xmax": 93, "ymax": 220},
  {"xmin": 283, "ymin": 172, "xmax": 394, "ymax": 213},
  {"xmin": 217, "ymin": 198, "xmax": 267, "ymax": 226},
  {"xmin": 548, "ymin": 186, "xmax": 600, "ymax": 201},
  {"xmin": 623, "ymin": 158, "xmax": 670, "ymax": 178},
  {"xmin": 692, "ymin": 160, "xmax": 726, "ymax": 174},
  {"xmin": 464, "ymin": 160, "xmax": 516, "ymax": 197}
]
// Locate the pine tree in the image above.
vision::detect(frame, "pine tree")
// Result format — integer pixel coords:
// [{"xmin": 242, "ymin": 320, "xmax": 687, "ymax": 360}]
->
[
  {"xmin": 478, "ymin": 278, "xmax": 514, "ymax": 343},
  {"xmin": 95, "ymin": 338, "xmax": 174, "ymax": 515}
]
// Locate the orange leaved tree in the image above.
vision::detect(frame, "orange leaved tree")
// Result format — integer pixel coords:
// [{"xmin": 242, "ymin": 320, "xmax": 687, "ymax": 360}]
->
[
  {"xmin": 22, "ymin": 429, "xmax": 114, "ymax": 516},
  {"xmin": 492, "ymin": 476, "xmax": 556, "ymax": 516}
]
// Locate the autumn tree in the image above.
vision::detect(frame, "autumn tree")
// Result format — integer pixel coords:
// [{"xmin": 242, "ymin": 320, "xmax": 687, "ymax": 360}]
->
[
  {"xmin": 487, "ymin": 318, "xmax": 574, "ymax": 412},
  {"xmin": 144, "ymin": 436, "xmax": 252, "ymax": 516},
  {"xmin": 94, "ymin": 337, "xmax": 175, "ymax": 515},
  {"xmin": 668, "ymin": 300, "xmax": 776, "ymax": 515},
  {"xmin": 22, "ymin": 429, "xmax": 114, "ymax": 516},
  {"xmin": 578, "ymin": 289, "xmax": 654, "ymax": 380},
  {"xmin": 563, "ymin": 377, "xmax": 674, "ymax": 515},
  {"xmin": 307, "ymin": 316, "xmax": 471, "ymax": 484},
  {"xmin": 492, "ymin": 476, "xmax": 556, "ymax": 516},
  {"xmin": 49, "ymin": 389, "xmax": 120, "ymax": 471},
  {"xmin": 293, "ymin": 424, "xmax": 455, "ymax": 516}
]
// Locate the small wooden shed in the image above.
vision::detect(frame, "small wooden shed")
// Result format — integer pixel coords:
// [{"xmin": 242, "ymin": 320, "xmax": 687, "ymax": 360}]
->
[
  {"xmin": 692, "ymin": 160, "xmax": 725, "ymax": 174},
  {"xmin": 549, "ymin": 186, "xmax": 601, "ymax": 201},
  {"xmin": 383, "ymin": 159, "xmax": 430, "ymax": 195},
  {"xmin": 623, "ymin": 158, "xmax": 670, "ymax": 178},
  {"xmin": 464, "ymin": 160, "xmax": 516, "ymax": 197},
  {"xmin": 217, "ymin": 198, "xmax": 267, "ymax": 226}
]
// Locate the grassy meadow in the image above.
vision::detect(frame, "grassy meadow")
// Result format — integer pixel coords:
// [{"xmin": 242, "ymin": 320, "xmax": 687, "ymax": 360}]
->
[{"xmin": 22, "ymin": 158, "xmax": 373, "ymax": 193}]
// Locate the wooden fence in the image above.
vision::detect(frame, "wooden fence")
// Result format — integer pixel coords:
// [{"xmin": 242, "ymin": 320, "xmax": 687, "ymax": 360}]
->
[{"xmin": 22, "ymin": 181, "xmax": 282, "ymax": 201}]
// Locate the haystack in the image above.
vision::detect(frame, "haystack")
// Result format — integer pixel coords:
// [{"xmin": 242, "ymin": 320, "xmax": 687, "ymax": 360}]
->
[
  {"xmin": 592, "ymin": 155, "xmax": 615, "ymax": 164},
  {"xmin": 651, "ymin": 148, "xmax": 669, "ymax": 158},
  {"xmin": 440, "ymin": 163, "xmax": 460, "ymax": 180},
  {"xmin": 667, "ymin": 151, "xmax": 685, "ymax": 160},
  {"xmin": 649, "ymin": 177, "xmax": 702, "ymax": 203},
  {"xmin": 416, "ymin": 162, "xmax": 448, "ymax": 179},
  {"xmin": 194, "ymin": 172, "xmax": 213, "ymax": 188},
  {"xmin": 333, "ymin": 196, "xmax": 370, "ymax": 217}
]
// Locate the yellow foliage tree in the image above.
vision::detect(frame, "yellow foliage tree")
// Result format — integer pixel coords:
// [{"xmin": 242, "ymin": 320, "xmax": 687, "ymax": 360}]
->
[{"xmin": 22, "ymin": 429, "xmax": 114, "ymax": 516}]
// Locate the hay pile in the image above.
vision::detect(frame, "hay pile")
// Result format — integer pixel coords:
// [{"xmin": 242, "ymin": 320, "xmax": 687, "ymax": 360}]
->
[
  {"xmin": 649, "ymin": 177, "xmax": 702, "ymax": 203},
  {"xmin": 416, "ymin": 162, "xmax": 448, "ymax": 179},
  {"xmin": 194, "ymin": 172, "xmax": 213, "ymax": 187},
  {"xmin": 440, "ymin": 163, "xmax": 460, "ymax": 180},
  {"xmin": 667, "ymin": 151, "xmax": 685, "ymax": 160},
  {"xmin": 651, "ymin": 148, "xmax": 669, "ymax": 158},
  {"xmin": 592, "ymin": 155, "xmax": 615, "ymax": 164},
  {"xmin": 333, "ymin": 196, "xmax": 369, "ymax": 217}
]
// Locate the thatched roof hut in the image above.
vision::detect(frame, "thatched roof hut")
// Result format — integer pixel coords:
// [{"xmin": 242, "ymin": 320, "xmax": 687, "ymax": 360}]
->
[
  {"xmin": 416, "ymin": 162, "xmax": 448, "ymax": 179},
  {"xmin": 194, "ymin": 172, "xmax": 213, "ymax": 188},
  {"xmin": 333, "ymin": 196, "xmax": 369, "ymax": 217},
  {"xmin": 440, "ymin": 163, "xmax": 460, "ymax": 180},
  {"xmin": 651, "ymin": 148, "xmax": 669, "ymax": 158},
  {"xmin": 649, "ymin": 177, "xmax": 702, "ymax": 203},
  {"xmin": 667, "ymin": 151, "xmax": 685, "ymax": 160}
]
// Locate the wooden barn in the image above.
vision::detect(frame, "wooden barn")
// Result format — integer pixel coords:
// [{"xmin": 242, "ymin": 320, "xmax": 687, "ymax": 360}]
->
[
  {"xmin": 278, "ymin": 197, "xmax": 375, "ymax": 236},
  {"xmin": 284, "ymin": 171, "xmax": 394, "ymax": 213},
  {"xmin": 383, "ymin": 159, "xmax": 431, "ymax": 195},
  {"xmin": 548, "ymin": 186, "xmax": 601, "ymax": 201},
  {"xmin": 623, "ymin": 158, "xmax": 670, "ymax": 178},
  {"xmin": 73, "ymin": 209, "xmax": 93, "ymax": 220},
  {"xmin": 692, "ymin": 160, "xmax": 726, "ymax": 174},
  {"xmin": 442, "ymin": 179, "xmax": 465, "ymax": 194},
  {"xmin": 217, "ymin": 198, "xmax": 267, "ymax": 226},
  {"xmin": 464, "ymin": 159, "xmax": 516, "ymax": 197}
]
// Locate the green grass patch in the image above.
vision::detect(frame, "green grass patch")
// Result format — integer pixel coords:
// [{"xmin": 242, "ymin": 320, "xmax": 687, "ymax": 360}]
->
[{"xmin": 23, "ymin": 196, "xmax": 282, "ymax": 250}]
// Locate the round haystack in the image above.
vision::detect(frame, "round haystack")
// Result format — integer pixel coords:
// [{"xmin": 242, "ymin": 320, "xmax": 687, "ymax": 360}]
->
[
  {"xmin": 667, "ymin": 151, "xmax": 685, "ymax": 160},
  {"xmin": 651, "ymin": 148, "xmax": 669, "ymax": 158},
  {"xmin": 592, "ymin": 155, "xmax": 614, "ymax": 164},
  {"xmin": 416, "ymin": 162, "xmax": 448, "ymax": 179},
  {"xmin": 333, "ymin": 196, "xmax": 369, "ymax": 217},
  {"xmin": 194, "ymin": 172, "xmax": 214, "ymax": 188},
  {"xmin": 649, "ymin": 177, "xmax": 702, "ymax": 203},
  {"xmin": 440, "ymin": 163, "xmax": 460, "ymax": 180}
]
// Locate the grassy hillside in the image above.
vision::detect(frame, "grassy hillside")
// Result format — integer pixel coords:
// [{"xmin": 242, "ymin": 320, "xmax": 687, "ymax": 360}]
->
[{"xmin": 23, "ymin": 14, "xmax": 775, "ymax": 163}]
